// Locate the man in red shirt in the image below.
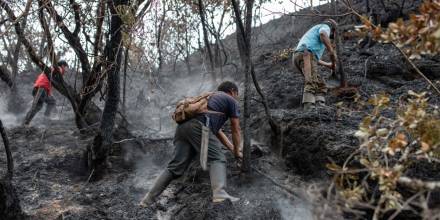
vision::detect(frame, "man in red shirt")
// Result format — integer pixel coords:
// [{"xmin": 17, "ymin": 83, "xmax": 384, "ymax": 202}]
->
[{"xmin": 23, "ymin": 61, "xmax": 69, "ymax": 126}]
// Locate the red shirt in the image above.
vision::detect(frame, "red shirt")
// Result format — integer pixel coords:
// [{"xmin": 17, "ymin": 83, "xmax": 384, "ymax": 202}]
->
[{"xmin": 34, "ymin": 67, "xmax": 65, "ymax": 95}]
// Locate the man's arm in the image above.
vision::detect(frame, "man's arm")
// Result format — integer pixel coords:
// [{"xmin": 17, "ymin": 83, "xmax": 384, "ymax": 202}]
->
[
  {"xmin": 215, "ymin": 117, "xmax": 242, "ymax": 159},
  {"xmin": 320, "ymin": 31, "xmax": 337, "ymax": 70},
  {"xmin": 230, "ymin": 117, "xmax": 242, "ymax": 159},
  {"xmin": 216, "ymin": 130, "xmax": 234, "ymax": 153},
  {"xmin": 215, "ymin": 125, "xmax": 242, "ymax": 159}
]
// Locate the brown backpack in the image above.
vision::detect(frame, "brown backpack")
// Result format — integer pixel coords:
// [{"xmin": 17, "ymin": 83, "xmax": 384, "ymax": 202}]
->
[{"xmin": 172, "ymin": 92, "xmax": 223, "ymax": 123}]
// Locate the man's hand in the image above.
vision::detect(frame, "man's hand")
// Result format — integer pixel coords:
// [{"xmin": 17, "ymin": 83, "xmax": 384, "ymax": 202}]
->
[
  {"xmin": 234, "ymin": 148, "xmax": 243, "ymax": 159},
  {"xmin": 318, "ymin": 60, "xmax": 333, "ymax": 70}
]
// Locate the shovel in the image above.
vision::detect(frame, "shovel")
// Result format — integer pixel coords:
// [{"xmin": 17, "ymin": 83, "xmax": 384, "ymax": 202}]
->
[{"xmin": 326, "ymin": 70, "xmax": 340, "ymax": 89}]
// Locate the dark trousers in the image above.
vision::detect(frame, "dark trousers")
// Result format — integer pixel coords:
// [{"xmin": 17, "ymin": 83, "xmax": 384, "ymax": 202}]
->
[
  {"xmin": 23, "ymin": 87, "xmax": 56, "ymax": 125},
  {"xmin": 167, "ymin": 119, "xmax": 226, "ymax": 177}
]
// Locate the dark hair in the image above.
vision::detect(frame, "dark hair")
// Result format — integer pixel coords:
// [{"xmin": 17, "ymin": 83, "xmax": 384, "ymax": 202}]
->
[
  {"xmin": 217, "ymin": 81, "xmax": 238, "ymax": 94},
  {"xmin": 323, "ymin": 19, "xmax": 338, "ymax": 39},
  {"xmin": 57, "ymin": 60, "xmax": 68, "ymax": 68}
]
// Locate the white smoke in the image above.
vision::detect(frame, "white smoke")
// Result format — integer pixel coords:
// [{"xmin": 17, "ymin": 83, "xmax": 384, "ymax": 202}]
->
[
  {"xmin": 131, "ymin": 155, "xmax": 163, "ymax": 191},
  {"xmin": 0, "ymin": 92, "xmax": 22, "ymax": 127},
  {"xmin": 277, "ymin": 197, "xmax": 313, "ymax": 220}
]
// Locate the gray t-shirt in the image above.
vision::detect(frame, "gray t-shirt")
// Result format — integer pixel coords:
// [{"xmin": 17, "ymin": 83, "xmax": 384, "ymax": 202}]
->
[{"xmin": 196, "ymin": 92, "xmax": 240, "ymax": 133}]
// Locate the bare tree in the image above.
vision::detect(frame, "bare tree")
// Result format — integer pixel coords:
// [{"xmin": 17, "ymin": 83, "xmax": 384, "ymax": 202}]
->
[
  {"xmin": 230, "ymin": 0, "xmax": 280, "ymax": 172},
  {"xmin": 89, "ymin": 0, "xmax": 131, "ymax": 179},
  {"xmin": 0, "ymin": 119, "xmax": 25, "ymax": 219},
  {"xmin": 197, "ymin": 0, "xmax": 215, "ymax": 80}
]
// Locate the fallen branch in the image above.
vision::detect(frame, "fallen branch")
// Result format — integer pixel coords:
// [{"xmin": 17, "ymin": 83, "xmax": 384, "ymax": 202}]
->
[
  {"xmin": 113, "ymin": 136, "xmax": 173, "ymax": 144},
  {"xmin": 251, "ymin": 165, "xmax": 302, "ymax": 198},
  {"xmin": 393, "ymin": 44, "xmax": 440, "ymax": 95},
  {"xmin": 398, "ymin": 176, "xmax": 440, "ymax": 191},
  {"xmin": 0, "ymin": 119, "xmax": 13, "ymax": 178}
]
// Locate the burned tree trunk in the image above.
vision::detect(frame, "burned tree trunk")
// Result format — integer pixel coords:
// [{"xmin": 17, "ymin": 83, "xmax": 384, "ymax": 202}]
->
[
  {"xmin": 122, "ymin": 47, "xmax": 129, "ymax": 114},
  {"xmin": 89, "ymin": 0, "xmax": 127, "ymax": 180},
  {"xmin": 0, "ymin": 120, "xmax": 12, "ymax": 178},
  {"xmin": 156, "ymin": 1, "xmax": 166, "ymax": 74},
  {"xmin": 0, "ymin": 179, "xmax": 25, "ymax": 220},
  {"xmin": 231, "ymin": 0, "xmax": 252, "ymax": 173},
  {"xmin": 231, "ymin": 0, "xmax": 280, "ymax": 172},
  {"xmin": 10, "ymin": 0, "xmax": 30, "ymax": 86},
  {"xmin": 0, "ymin": 119, "xmax": 26, "ymax": 219}
]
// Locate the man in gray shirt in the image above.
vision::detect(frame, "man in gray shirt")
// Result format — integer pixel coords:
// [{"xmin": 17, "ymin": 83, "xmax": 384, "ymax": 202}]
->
[{"xmin": 140, "ymin": 81, "xmax": 242, "ymax": 207}]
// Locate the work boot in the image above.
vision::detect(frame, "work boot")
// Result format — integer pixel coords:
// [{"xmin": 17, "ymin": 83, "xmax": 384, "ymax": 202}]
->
[
  {"xmin": 210, "ymin": 162, "xmax": 239, "ymax": 203},
  {"xmin": 316, "ymin": 101, "xmax": 326, "ymax": 107},
  {"xmin": 302, "ymin": 92, "xmax": 316, "ymax": 111},
  {"xmin": 303, "ymin": 102, "xmax": 315, "ymax": 111},
  {"xmin": 315, "ymin": 94, "xmax": 327, "ymax": 108},
  {"xmin": 139, "ymin": 170, "xmax": 174, "ymax": 207}
]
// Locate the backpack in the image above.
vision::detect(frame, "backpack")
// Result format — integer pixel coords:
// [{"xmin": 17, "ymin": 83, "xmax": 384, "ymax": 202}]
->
[{"xmin": 172, "ymin": 92, "xmax": 222, "ymax": 123}]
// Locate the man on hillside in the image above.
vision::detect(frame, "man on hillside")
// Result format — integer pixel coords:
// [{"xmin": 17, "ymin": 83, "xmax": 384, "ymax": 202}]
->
[
  {"xmin": 23, "ymin": 60, "xmax": 69, "ymax": 126},
  {"xmin": 293, "ymin": 19, "xmax": 338, "ymax": 110},
  {"xmin": 140, "ymin": 81, "xmax": 242, "ymax": 207}
]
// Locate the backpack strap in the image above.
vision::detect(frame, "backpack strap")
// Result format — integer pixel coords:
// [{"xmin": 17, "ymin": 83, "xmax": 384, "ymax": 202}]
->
[
  {"xmin": 206, "ymin": 92, "xmax": 227, "ymax": 114},
  {"xmin": 205, "ymin": 110, "xmax": 224, "ymax": 115}
]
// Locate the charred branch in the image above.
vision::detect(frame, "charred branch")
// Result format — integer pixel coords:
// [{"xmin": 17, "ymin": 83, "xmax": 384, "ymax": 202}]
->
[
  {"xmin": 0, "ymin": 120, "xmax": 13, "ymax": 178},
  {"xmin": 92, "ymin": 0, "xmax": 106, "ymax": 66},
  {"xmin": 398, "ymin": 176, "xmax": 440, "ymax": 191},
  {"xmin": 43, "ymin": 0, "xmax": 91, "ymax": 82},
  {"xmin": 0, "ymin": 120, "xmax": 24, "ymax": 219},
  {"xmin": 135, "ymin": 0, "xmax": 152, "ymax": 20},
  {"xmin": 197, "ymin": 0, "xmax": 214, "ymax": 72},
  {"xmin": 69, "ymin": 0, "xmax": 81, "ymax": 36},
  {"xmin": 11, "ymin": 2, "xmax": 30, "ymax": 86},
  {"xmin": 38, "ymin": 0, "xmax": 57, "ymax": 64},
  {"xmin": 156, "ymin": 1, "xmax": 166, "ymax": 73}
]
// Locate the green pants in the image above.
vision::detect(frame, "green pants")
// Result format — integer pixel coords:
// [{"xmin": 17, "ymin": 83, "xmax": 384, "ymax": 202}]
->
[
  {"xmin": 166, "ymin": 119, "xmax": 226, "ymax": 177},
  {"xmin": 293, "ymin": 51, "xmax": 328, "ymax": 95}
]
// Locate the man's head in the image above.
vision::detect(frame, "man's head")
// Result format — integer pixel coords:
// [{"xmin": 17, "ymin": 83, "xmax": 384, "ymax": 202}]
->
[
  {"xmin": 217, "ymin": 81, "xmax": 239, "ymax": 99},
  {"xmin": 323, "ymin": 18, "xmax": 338, "ymax": 39},
  {"xmin": 57, "ymin": 60, "xmax": 69, "ymax": 69}
]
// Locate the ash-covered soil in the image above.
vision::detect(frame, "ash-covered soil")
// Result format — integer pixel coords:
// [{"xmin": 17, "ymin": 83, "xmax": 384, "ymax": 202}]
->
[{"xmin": 0, "ymin": 117, "xmax": 313, "ymax": 219}]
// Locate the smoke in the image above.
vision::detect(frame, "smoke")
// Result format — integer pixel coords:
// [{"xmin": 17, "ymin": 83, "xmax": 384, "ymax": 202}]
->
[
  {"xmin": 131, "ymin": 155, "xmax": 164, "ymax": 191},
  {"xmin": 277, "ymin": 197, "xmax": 313, "ymax": 220},
  {"xmin": 0, "ymin": 92, "xmax": 22, "ymax": 127},
  {"xmin": 124, "ymin": 66, "xmax": 237, "ymax": 137}
]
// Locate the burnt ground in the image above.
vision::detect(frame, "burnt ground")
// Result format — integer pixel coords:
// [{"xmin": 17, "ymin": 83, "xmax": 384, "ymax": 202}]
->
[
  {"xmin": 1, "ymin": 0, "xmax": 440, "ymax": 219},
  {"xmin": 0, "ymin": 117, "xmax": 313, "ymax": 219}
]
